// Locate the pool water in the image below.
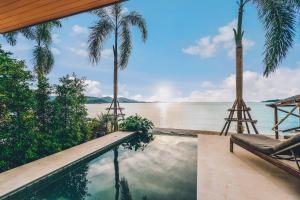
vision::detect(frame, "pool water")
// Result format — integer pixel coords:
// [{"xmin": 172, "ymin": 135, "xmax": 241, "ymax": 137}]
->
[{"xmin": 11, "ymin": 135, "xmax": 197, "ymax": 200}]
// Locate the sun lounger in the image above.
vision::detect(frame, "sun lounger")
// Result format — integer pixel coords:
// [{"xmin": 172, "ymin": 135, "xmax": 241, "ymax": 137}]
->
[{"xmin": 230, "ymin": 134, "xmax": 300, "ymax": 178}]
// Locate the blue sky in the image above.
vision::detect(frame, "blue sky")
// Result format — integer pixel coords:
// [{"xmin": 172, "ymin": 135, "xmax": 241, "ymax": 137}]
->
[{"xmin": 2, "ymin": 0, "xmax": 300, "ymax": 102}]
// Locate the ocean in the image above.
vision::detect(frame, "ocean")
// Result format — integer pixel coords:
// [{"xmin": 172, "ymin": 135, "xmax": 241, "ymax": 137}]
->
[{"xmin": 86, "ymin": 102, "xmax": 300, "ymax": 135}]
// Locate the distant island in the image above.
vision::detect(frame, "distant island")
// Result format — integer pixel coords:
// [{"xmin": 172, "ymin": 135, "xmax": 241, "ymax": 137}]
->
[{"xmin": 85, "ymin": 96, "xmax": 144, "ymax": 104}]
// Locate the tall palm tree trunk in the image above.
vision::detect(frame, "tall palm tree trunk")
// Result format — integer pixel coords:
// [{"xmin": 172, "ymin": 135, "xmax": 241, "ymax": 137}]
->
[
  {"xmin": 236, "ymin": 0, "xmax": 244, "ymax": 134},
  {"xmin": 36, "ymin": 70, "xmax": 46, "ymax": 133},
  {"xmin": 236, "ymin": 44, "xmax": 243, "ymax": 133},
  {"xmin": 113, "ymin": 15, "xmax": 119, "ymax": 132}
]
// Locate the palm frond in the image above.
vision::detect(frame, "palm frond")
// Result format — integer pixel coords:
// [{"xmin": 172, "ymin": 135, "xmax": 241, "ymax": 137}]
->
[
  {"xmin": 48, "ymin": 20, "xmax": 62, "ymax": 28},
  {"xmin": 122, "ymin": 11, "xmax": 148, "ymax": 42},
  {"xmin": 120, "ymin": 177, "xmax": 132, "ymax": 200},
  {"xmin": 44, "ymin": 46, "xmax": 54, "ymax": 74},
  {"xmin": 33, "ymin": 45, "xmax": 54, "ymax": 75},
  {"xmin": 35, "ymin": 25, "xmax": 52, "ymax": 46},
  {"xmin": 88, "ymin": 19, "xmax": 114, "ymax": 64},
  {"xmin": 33, "ymin": 45, "xmax": 44, "ymax": 74},
  {"xmin": 253, "ymin": 0, "xmax": 296, "ymax": 77},
  {"xmin": 285, "ymin": 0, "xmax": 300, "ymax": 9},
  {"xmin": 112, "ymin": 3, "xmax": 122, "ymax": 18},
  {"xmin": 19, "ymin": 27, "xmax": 35, "ymax": 40},
  {"xmin": 91, "ymin": 8, "xmax": 110, "ymax": 19},
  {"xmin": 31, "ymin": 20, "xmax": 61, "ymax": 76},
  {"xmin": 2, "ymin": 32, "xmax": 17, "ymax": 46},
  {"xmin": 91, "ymin": 8, "xmax": 116, "ymax": 28},
  {"xmin": 2, "ymin": 27, "xmax": 34, "ymax": 46},
  {"xmin": 34, "ymin": 20, "xmax": 61, "ymax": 46},
  {"xmin": 119, "ymin": 22, "xmax": 132, "ymax": 69}
]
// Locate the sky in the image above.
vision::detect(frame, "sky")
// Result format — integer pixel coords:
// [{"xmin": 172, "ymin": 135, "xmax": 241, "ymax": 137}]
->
[{"xmin": 2, "ymin": 0, "xmax": 300, "ymax": 102}]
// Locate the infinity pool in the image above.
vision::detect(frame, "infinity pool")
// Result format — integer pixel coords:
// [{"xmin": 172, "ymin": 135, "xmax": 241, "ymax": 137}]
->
[{"xmin": 9, "ymin": 135, "xmax": 197, "ymax": 200}]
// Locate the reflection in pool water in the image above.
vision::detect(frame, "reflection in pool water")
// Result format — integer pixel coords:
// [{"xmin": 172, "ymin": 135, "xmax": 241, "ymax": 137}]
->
[{"xmin": 13, "ymin": 134, "xmax": 197, "ymax": 200}]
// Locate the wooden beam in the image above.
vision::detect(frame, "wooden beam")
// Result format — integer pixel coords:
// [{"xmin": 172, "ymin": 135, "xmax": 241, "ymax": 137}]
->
[
  {"xmin": 272, "ymin": 106, "xmax": 298, "ymax": 131},
  {"xmin": 274, "ymin": 106, "xmax": 279, "ymax": 139},
  {"xmin": 0, "ymin": 0, "xmax": 121, "ymax": 33},
  {"xmin": 277, "ymin": 108, "xmax": 300, "ymax": 118}
]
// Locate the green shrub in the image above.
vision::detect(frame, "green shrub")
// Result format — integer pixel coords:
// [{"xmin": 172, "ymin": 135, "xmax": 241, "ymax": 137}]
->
[
  {"xmin": 119, "ymin": 115, "xmax": 154, "ymax": 134},
  {"xmin": 53, "ymin": 73, "xmax": 90, "ymax": 149},
  {"xmin": 0, "ymin": 50, "xmax": 38, "ymax": 171},
  {"xmin": 88, "ymin": 114, "xmax": 114, "ymax": 138}
]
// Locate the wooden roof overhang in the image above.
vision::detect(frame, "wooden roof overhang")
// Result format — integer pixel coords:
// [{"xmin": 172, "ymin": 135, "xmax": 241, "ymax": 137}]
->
[
  {"xmin": 267, "ymin": 95, "xmax": 300, "ymax": 108},
  {"xmin": 0, "ymin": 0, "xmax": 121, "ymax": 33}
]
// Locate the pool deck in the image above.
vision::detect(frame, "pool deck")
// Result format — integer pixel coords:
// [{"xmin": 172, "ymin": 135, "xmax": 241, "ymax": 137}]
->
[
  {"xmin": 197, "ymin": 134, "xmax": 300, "ymax": 200},
  {"xmin": 0, "ymin": 131, "xmax": 135, "ymax": 199}
]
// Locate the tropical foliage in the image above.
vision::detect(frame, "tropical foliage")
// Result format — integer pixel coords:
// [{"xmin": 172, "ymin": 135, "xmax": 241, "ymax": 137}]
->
[
  {"xmin": 0, "ymin": 47, "xmax": 154, "ymax": 172},
  {"xmin": 88, "ymin": 114, "xmax": 114, "ymax": 138},
  {"xmin": 31, "ymin": 21, "xmax": 62, "ymax": 140},
  {"xmin": 2, "ymin": 27, "xmax": 34, "ymax": 46},
  {"xmin": 0, "ymin": 50, "xmax": 38, "ymax": 171},
  {"xmin": 0, "ymin": 49, "xmax": 98, "ymax": 172},
  {"xmin": 254, "ymin": 0, "xmax": 298, "ymax": 76},
  {"xmin": 88, "ymin": 3, "xmax": 147, "ymax": 68},
  {"xmin": 53, "ymin": 74, "xmax": 90, "ymax": 149},
  {"xmin": 119, "ymin": 115, "xmax": 154, "ymax": 134},
  {"xmin": 88, "ymin": 3, "xmax": 148, "ymax": 131},
  {"xmin": 234, "ymin": 0, "xmax": 299, "ymax": 76}
]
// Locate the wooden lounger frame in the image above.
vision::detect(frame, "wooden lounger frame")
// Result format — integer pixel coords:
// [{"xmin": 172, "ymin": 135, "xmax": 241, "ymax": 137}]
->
[{"xmin": 230, "ymin": 137, "xmax": 300, "ymax": 179}]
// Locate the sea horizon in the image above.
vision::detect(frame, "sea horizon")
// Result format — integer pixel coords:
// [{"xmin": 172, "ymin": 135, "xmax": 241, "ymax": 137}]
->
[{"xmin": 86, "ymin": 102, "xmax": 299, "ymax": 135}]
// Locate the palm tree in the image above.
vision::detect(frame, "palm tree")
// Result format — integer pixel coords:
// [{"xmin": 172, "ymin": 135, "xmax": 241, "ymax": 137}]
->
[
  {"xmin": 31, "ymin": 21, "xmax": 62, "ymax": 134},
  {"xmin": 222, "ymin": 0, "xmax": 298, "ymax": 135},
  {"xmin": 32, "ymin": 21, "xmax": 62, "ymax": 80},
  {"xmin": 2, "ymin": 27, "xmax": 34, "ymax": 46},
  {"xmin": 88, "ymin": 3, "xmax": 148, "ymax": 131},
  {"xmin": 114, "ymin": 147, "xmax": 120, "ymax": 200}
]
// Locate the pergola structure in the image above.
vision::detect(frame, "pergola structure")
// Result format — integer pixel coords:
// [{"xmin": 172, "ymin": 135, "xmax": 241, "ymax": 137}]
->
[
  {"xmin": 0, "ymin": 0, "xmax": 121, "ymax": 33},
  {"xmin": 267, "ymin": 95, "xmax": 300, "ymax": 139}
]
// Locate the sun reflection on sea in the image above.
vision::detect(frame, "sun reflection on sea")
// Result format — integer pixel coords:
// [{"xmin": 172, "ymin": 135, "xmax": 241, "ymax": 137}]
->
[{"xmin": 156, "ymin": 102, "xmax": 170, "ymax": 127}]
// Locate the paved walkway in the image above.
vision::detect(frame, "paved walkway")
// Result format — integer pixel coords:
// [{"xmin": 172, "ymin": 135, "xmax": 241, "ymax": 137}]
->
[
  {"xmin": 0, "ymin": 131, "xmax": 135, "ymax": 199},
  {"xmin": 197, "ymin": 134, "xmax": 300, "ymax": 200}
]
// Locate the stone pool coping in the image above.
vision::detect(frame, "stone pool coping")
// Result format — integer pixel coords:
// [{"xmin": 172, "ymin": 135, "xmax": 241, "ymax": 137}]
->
[
  {"xmin": 197, "ymin": 134, "xmax": 300, "ymax": 200},
  {"xmin": 0, "ymin": 131, "xmax": 135, "ymax": 199},
  {"xmin": 153, "ymin": 127, "xmax": 222, "ymax": 137}
]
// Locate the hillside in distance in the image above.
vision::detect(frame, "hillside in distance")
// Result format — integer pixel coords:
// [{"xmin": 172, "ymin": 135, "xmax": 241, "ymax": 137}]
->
[{"xmin": 86, "ymin": 96, "xmax": 144, "ymax": 104}]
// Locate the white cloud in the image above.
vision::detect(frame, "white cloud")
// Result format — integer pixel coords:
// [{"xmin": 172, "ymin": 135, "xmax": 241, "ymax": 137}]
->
[
  {"xmin": 131, "ymin": 94, "xmax": 143, "ymax": 101},
  {"xmin": 51, "ymin": 47, "xmax": 61, "ymax": 55},
  {"xmin": 84, "ymin": 80, "xmax": 102, "ymax": 97},
  {"xmin": 67, "ymin": 45, "xmax": 113, "ymax": 60},
  {"xmin": 200, "ymin": 81, "xmax": 215, "ymax": 89},
  {"xmin": 182, "ymin": 36, "xmax": 217, "ymax": 58},
  {"xmin": 183, "ymin": 20, "xmax": 255, "ymax": 59},
  {"xmin": 71, "ymin": 24, "xmax": 88, "ymax": 35},
  {"xmin": 68, "ymin": 47, "xmax": 88, "ymax": 57},
  {"xmin": 121, "ymin": 7, "xmax": 129, "ymax": 15},
  {"xmin": 141, "ymin": 67, "xmax": 300, "ymax": 102},
  {"xmin": 1, "ymin": 41, "xmax": 32, "ymax": 60},
  {"xmin": 188, "ymin": 67, "xmax": 300, "ymax": 102},
  {"xmin": 52, "ymin": 34, "xmax": 61, "ymax": 44},
  {"xmin": 2, "ymin": 42, "xmax": 31, "ymax": 53}
]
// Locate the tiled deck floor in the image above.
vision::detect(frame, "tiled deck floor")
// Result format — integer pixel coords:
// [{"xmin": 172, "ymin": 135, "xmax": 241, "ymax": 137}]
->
[
  {"xmin": 0, "ymin": 131, "xmax": 134, "ymax": 199},
  {"xmin": 197, "ymin": 134, "xmax": 300, "ymax": 200}
]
